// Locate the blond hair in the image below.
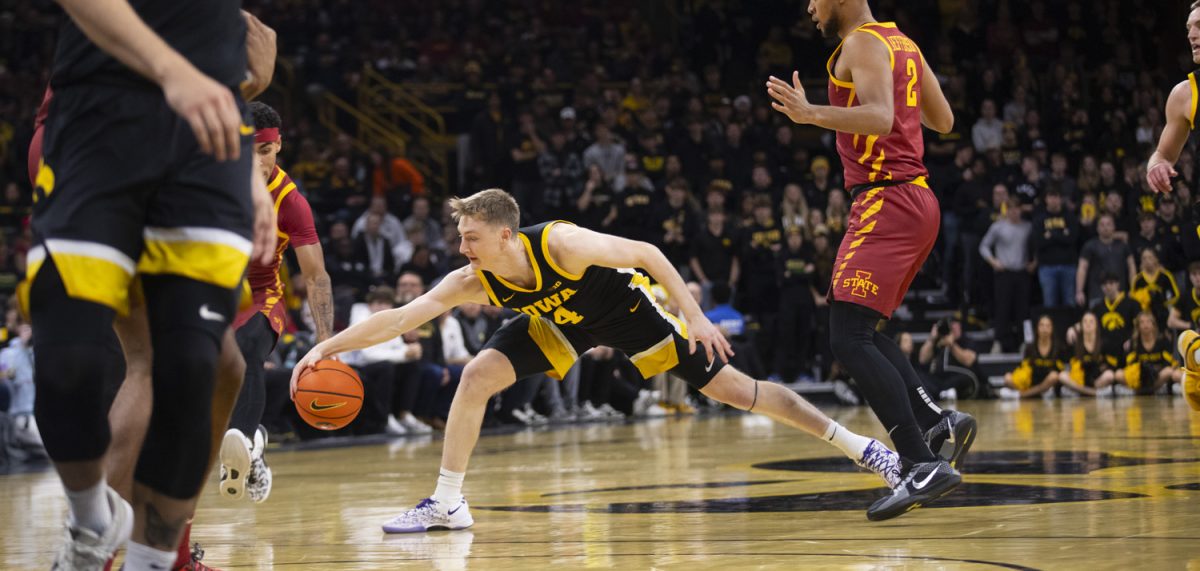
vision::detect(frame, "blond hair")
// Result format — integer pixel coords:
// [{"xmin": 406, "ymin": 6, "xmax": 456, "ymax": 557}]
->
[{"xmin": 448, "ymin": 188, "xmax": 521, "ymax": 232}]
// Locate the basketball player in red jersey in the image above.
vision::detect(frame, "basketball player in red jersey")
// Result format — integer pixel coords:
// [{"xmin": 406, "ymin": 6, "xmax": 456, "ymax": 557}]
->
[
  {"xmin": 27, "ymin": 12, "xmax": 277, "ymax": 569},
  {"xmin": 217, "ymin": 101, "xmax": 333, "ymax": 504},
  {"xmin": 1146, "ymin": 1, "xmax": 1200, "ymax": 412},
  {"xmin": 767, "ymin": 0, "xmax": 972, "ymax": 520}
]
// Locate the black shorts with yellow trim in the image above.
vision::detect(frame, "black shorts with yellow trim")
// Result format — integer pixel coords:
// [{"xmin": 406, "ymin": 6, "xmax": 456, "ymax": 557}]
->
[
  {"xmin": 29, "ymin": 83, "xmax": 254, "ymax": 315},
  {"xmin": 482, "ymin": 298, "xmax": 726, "ymax": 389}
]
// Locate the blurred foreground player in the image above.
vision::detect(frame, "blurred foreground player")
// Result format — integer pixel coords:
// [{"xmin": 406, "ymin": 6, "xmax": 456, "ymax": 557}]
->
[
  {"xmin": 294, "ymin": 188, "xmax": 905, "ymax": 533},
  {"xmin": 1146, "ymin": 1, "xmax": 1200, "ymax": 411},
  {"xmin": 767, "ymin": 0, "xmax": 974, "ymax": 520},
  {"xmin": 31, "ymin": 0, "xmax": 274, "ymax": 568}
]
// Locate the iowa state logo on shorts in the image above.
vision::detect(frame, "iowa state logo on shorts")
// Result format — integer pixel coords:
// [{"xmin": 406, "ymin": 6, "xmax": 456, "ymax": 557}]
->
[{"xmin": 842, "ymin": 270, "xmax": 879, "ymax": 298}]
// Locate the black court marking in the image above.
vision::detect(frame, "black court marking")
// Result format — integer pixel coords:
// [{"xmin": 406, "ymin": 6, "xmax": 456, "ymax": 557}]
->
[
  {"xmin": 293, "ymin": 389, "xmax": 363, "ymax": 400},
  {"xmin": 1165, "ymin": 482, "xmax": 1200, "ymax": 491},
  {"xmin": 481, "ymin": 482, "xmax": 1145, "ymax": 514},
  {"xmin": 541, "ymin": 479, "xmax": 800, "ymax": 497},
  {"xmin": 754, "ymin": 450, "xmax": 1197, "ymax": 475}
]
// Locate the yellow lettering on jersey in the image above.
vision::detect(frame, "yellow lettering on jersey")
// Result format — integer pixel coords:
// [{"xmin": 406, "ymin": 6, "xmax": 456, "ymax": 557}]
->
[{"xmin": 519, "ymin": 288, "xmax": 579, "ymax": 318}]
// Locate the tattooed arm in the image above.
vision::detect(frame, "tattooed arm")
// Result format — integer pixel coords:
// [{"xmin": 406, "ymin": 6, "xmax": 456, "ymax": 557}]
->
[{"xmin": 294, "ymin": 243, "xmax": 334, "ymax": 342}]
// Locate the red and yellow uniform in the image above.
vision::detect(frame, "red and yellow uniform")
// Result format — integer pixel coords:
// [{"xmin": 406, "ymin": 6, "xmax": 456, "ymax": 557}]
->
[
  {"xmin": 826, "ymin": 22, "xmax": 938, "ymax": 317},
  {"xmin": 232, "ymin": 165, "xmax": 318, "ymax": 336}
]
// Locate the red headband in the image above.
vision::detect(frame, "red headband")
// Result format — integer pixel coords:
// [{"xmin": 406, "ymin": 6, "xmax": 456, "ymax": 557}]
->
[{"xmin": 254, "ymin": 128, "xmax": 280, "ymax": 143}]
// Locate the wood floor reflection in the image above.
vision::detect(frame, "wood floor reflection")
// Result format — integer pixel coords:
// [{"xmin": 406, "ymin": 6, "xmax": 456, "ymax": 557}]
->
[{"xmin": 3, "ymin": 398, "xmax": 1199, "ymax": 569}]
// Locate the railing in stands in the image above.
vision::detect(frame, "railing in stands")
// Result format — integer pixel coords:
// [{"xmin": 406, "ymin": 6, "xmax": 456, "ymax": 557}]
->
[{"xmin": 357, "ymin": 66, "xmax": 451, "ymax": 194}]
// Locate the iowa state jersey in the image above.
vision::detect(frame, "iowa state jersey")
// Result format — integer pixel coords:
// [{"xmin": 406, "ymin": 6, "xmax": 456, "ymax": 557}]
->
[
  {"xmin": 476, "ymin": 221, "xmax": 673, "ymax": 335},
  {"xmin": 827, "ymin": 22, "xmax": 928, "ymax": 187}
]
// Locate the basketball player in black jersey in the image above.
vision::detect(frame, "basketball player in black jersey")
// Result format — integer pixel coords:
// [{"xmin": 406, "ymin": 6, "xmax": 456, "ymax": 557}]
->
[
  {"xmin": 34, "ymin": 0, "xmax": 274, "ymax": 569},
  {"xmin": 1146, "ymin": 0, "xmax": 1200, "ymax": 411},
  {"xmin": 293, "ymin": 188, "xmax": 906, "ymax": 532}
]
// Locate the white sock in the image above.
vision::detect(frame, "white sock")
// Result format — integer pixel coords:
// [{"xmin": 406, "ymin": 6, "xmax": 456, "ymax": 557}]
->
[
  {"xmin": 823, "ymin": 421, "xmax": 871, "ymax": 460},
  {"xmin": 432, "ymin": 468, "xmax": 465, "ymax": 505},
  {"xmin": 124, "ymin": 541, "xmax": 177, "ymax": 571},
  {"xmin": 64, "ymin": 479, "xmax": 112, "ymax": 534}
]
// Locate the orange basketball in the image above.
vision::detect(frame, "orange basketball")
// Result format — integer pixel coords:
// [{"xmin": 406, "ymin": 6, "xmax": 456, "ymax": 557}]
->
[{"xmin": 293, "ymin": 359, "xmax": 363, "ymax": 430}]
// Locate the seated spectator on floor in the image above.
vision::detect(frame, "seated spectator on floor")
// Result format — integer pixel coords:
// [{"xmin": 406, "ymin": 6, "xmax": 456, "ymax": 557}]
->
[
  {"xmin": 1084, "ymin": 273, "xmax": 1142, "ymax": 358},
  {"xmin": 918, "ymin": 318, "xmax": 985, "ymax": 400},
  {"xmin": 1116, "ymin": 312, "xmax": 1182, "ymax": 396},
  {"xmin": 1059, "ymin": 312, "xmax": 1118, "ymax": 397},
  {"xmin": 1129, "ymin": 248, "xmax": 1179, "ymax": 327},
  {"xmin": 0, "ymin": 322, "xmax": 42, "ymax": 450},
  {"xmin": 1000, "ymin": 315, "xmax": 1064, "ymax": 399}
]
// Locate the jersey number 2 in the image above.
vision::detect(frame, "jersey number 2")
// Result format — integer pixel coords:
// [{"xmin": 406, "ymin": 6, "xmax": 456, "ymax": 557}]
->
[{"xmin": 905, "ymin": 58, "xmax": 918, "ymax": 107}]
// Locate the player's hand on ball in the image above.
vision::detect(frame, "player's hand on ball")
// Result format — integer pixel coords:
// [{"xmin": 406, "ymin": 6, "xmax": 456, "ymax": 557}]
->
[
  {"xmin": 1147, "ymin": 162, "xmax": 1176, "ymax": 194},
  {"xmin": 767, "ymin": 72, "xmax": 814, "ymax": 125},
  {"xmin": 686, "ymin": 314, "xmax": 735, "ymax": 369},
  {"xmin": 291, "ymin": 347, "xmax": 333, "ymax": 398},
  {"xmin": 162, "ymin": 64, "xmax": 244, "ymax": 162}
]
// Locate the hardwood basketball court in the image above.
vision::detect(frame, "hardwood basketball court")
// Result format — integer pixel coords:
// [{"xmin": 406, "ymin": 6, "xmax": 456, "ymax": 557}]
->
[{"xmin": 3, "ymin": 398, "xmax": 1198, "ymax": 569}]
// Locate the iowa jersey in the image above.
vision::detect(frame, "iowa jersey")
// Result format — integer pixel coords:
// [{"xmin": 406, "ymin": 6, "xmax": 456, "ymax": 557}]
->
[
  {"xmin": 53, "ymin": 0, "xmax": 247, "ymax": 90},
  {"xmin": 476, "ymin": 221, "xmax": 681, "ymax": 335},
  {"xmin": 827, "ymin": 22, "xmax": 929, "ymax": 187}
]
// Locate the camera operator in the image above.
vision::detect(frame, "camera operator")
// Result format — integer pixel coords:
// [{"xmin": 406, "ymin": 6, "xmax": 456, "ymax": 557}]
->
[{"xmin": 919, "ymin": 318, "xmax": 985, "ymax": 399}]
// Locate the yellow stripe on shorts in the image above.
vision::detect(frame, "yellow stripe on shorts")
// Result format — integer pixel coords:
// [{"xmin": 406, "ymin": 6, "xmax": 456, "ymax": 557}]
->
[
  {"xmin": 138, "ymin": 227, "xmax": 251, "ymax": 290},
  {"xmin": 28, "ymin": 241, "xmax": 138, "ymax": 314}
]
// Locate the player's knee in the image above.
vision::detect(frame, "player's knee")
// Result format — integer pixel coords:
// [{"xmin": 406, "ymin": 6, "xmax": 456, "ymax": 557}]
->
[
  {"xmin": 33, "ymin": 342, "xmax": 123, "ymax": 462},
  {"xmin": 135, "ymin": 328, "xmax": 220, "ymax": 498},
  {"xmin": 459, "ymin": 354, "xmax": 513, "ymax": 401}
]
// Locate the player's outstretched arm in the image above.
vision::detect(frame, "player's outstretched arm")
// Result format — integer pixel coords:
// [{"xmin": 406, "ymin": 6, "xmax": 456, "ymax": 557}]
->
[
  {"xmin": 289, "ymin": 267, "xmax": 488, "ymax": 394},
  {"xmin": 1147, "ymin": 81, "xmax": 1193, "ymax": 193},
  {"xmin": 919, "ymin": 56, "xmax": 954, "ymax": 134},
  {"xmin": 766, "ymin": 33, "xmax": 894, "ymax": 136},
  {"xmin": 294, "ymin": 244, "xmax": 335, "ymax": 342},
  {"xmin": 56, "ymin": 0, "xmax": 244, "ymax": 161},
  {"xmin": 547, "ymin": 224, "xmax": 734, "ymax": 366}
]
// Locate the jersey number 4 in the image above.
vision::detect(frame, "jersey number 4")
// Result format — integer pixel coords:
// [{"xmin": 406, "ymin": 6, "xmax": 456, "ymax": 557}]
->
[{"xmin": 553, "ymin": 306, "xmax": 584, "ymax": 325}]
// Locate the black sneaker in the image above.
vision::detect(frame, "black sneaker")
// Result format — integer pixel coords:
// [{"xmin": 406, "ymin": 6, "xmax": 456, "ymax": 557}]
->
[
  {"xmin": 866, "ymin": 459, "xmax": 961, "ymax": 521},
  {"xmin": 924, "ymin": 410, "xmax": 976, "ymax": 469}
]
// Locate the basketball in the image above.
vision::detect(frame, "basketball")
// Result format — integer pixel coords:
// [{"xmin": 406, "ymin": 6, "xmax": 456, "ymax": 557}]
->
[{"xmin": 293, "ymin": 359, "xmax": 363, "ymax": 430}]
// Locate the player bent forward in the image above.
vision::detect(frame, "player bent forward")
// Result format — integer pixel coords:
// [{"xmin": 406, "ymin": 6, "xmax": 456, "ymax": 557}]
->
[{"xmin": 293, "ymin": 188, "xmax": 906, "ymax": 530}]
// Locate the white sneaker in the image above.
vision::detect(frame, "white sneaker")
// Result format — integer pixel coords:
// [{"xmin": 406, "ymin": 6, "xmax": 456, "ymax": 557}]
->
[
  {"xmin": 51, "ymin": 486, "xmax": 133, "ymax": 570},
  {"xmin": 1114, "ymin": 384, "xmax": 1136, "ymax": 397},
  {"xmin": 833, "ymin": 380, "xmax": 860, "ymax": 405},
  {"xmin": 579, "ymin": 401, "xmax": 604, "ymax": 420},
  {"xmin": 632, "ymin": 390, "xmax": 655, "ymax": 416},
  {"xmin": 522, "ymin": 404, "xmax": 549, "ymax": 425},
  {"xmin": 219, "ymin": 429, "xmax": 253, "ymax": 500},
  {"xmin": 997, "ymin": 387, "xmax": 1021, "ymax": 400},
  {"xmin": 596, "ymin": 403, "xmax": 625, "ymax": 419},
  {"xmin": 12, "ymin": 414, "xmax": 43, "ymax": 448},
  {"xmin": 382, "ymin": 497, "xmax": 474, "ymax": 533},
  {"xmin": 643, "ymin": 403, "xmax": 668, "ymax": 417},
  {"xmin": 854, "ymin": 439, "xmax": 902, "ymax": 488},
  {"xmin": 399, "ymin": 412, "xmax": 434, "ymax": 434},
  {"xmin": 386, "ymin": 415, "xmax": 409, "ymax": 436},
  {"xmin": 245, "ymin": 426, "xmax": 273, "ymax": 503}
]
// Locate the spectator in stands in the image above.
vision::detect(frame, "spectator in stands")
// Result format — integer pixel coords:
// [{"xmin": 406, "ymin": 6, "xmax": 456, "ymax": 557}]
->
[
  {"xmin": 774, "ymin": 228, "xmax": 817, "ymax": 382},
  {"xmin": 538, "ymin": 130, "xmax": 585, "ymax": 221},
  {"xmin": 347, "ymin": 287, "xmax": 430, "ymax": 435},
  {"xmin": 1130, "ymin": 248, "xmax": 1179, "ymax": 327},
  {"xmin": 613, "ymin": 155, "xmax": 656, "ymax": 242},
  {"xmin": 329, "ymin": 156, "xmax": 370, "ymax": 218},
  {"xmin": 1169, "ymin": 262, "xmax": 1200, "ymax": 334},
  {"xmin": 404, "ymin": 196, "xmax": 446, "ymax": 253},
  {"xmin": 324, "ymin": 221, "xmax": 372, "ymax": 295},
  {"xmin": 352, "ymin": 211, "xmax": 397, "ymax": 286},
  {"xmin": 1085, "ymin": 273, "xmax": 1142, "ymax": 359},
  {"xmin": 1032, "ymin": 187, "xmax": 1078, "ymax": 308},
  {"xmin": 352, "ymin": 195, "xmax": 409, "ymax": 259},
  {"xmin": 740, "ymin": 194, "xmax": 783, "ymax": 329},
  {"xmin": 1117, "ymin": 312, "xmax": 1181, "ymax": 396},
  {"xmin": 1059, "ymin": 312, "xmax": 1117, "ymax": 397},
  {"xmin": 972, "ymin": 99, "xmax": 1004, "ymax": 152},
  {"xmin": 508, "ymin": 110, "xmax": 546, "ymax": 221},
  {"xmin": 1, "ymin": 321, "xmax": 41, "ymax": 449},
  {"xmin": 1130, "ymin": 213, "xmax": 1173, "ymax": 271},
  {"xmin": 1076, "ymin": 213, "xmax": 1136, "ymax": 306},
  {"xmin": 918, "ymin": 318, "xmax": 984, "ymax": 400},
  {"xmin": 999, "ymin": 315, "xmax": 1064, "ymax": 399},
  {"xmin": 980, "ymin": 195, "xmax": 1034, "ymax": 352},
  {"xmin": 583, "ymin": 123, "xmax": 626, "ymax": 183},
  {"xmin": 654, "ymin": 178, "xmax": 700, "ymax": 275},
  {"xmin": 574, "ymin": 163, "xmax": 617, "ymax": 230},
  {"xmin": 372, "ymin": 141, "xmax": 426, "ymax": 198}
]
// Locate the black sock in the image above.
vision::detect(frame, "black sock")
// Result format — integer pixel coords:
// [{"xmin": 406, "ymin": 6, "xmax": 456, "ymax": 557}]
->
[{"xmin": 829, "ymin": 302, "xmax": 937, "ymax": 463}]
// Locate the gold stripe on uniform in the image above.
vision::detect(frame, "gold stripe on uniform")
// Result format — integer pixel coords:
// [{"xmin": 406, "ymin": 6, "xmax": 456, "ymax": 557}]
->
[
  {"xmin": 1189, "ymin": 73, "xmax": 1198, "ymax": 131},
  {"xmin": 267, "ymin": 168, "xmax": 287, "ymax": 191},
  {"xmin": 138, "ymin": 227, "xmax": 251, "ymax": 289},
  {"xmin": 475, "ymin": 270, "xmax": 502, "ymax": 306},
  {"xmin": 629, "ymin": 334, "xmax": 681, "ymax": 379},
  {"xmin": 527, "ymin": 316, "xmax": 579, "ymax": 379},
  {"xmin": 494, "ymin": 233, "xmax": 543, "ymax": 292},
  {"xmin": 28, "ymin": 241, "xmax": 138, "ymax": 315},
  {"xmin": 857, "ymin": 27, "xmax": 895, "ymax": 70},
  {"xmin": 541, "ymin": 221, "xmax": 585, "ymax": 280}
]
